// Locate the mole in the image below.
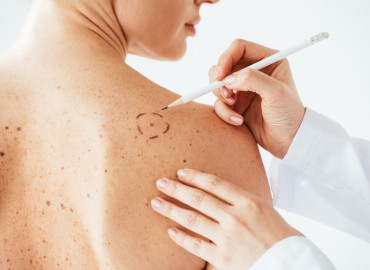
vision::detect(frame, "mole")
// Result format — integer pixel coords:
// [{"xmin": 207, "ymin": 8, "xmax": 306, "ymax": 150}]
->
[
  {"xmin": 60, "ymin": 204, "xmax": 66, "ymax": 210},
  {"xmin": 136, "ymin": 112, "xmax": 170, "ymax": 138},
  {"xmin": 46, "ymin": 201, "xmax": 51, "ymax": 206},
  {"xmin": 0, "ymin": 152, "xmax": 4, "ymax": 157},
  {"xmin": 17, "ymin": 127, "xmax": 21, "ymax": 132},
  {"xmin": 5, "ymin": 126, "xmax": 9, "ymax": 130},
  {"xmin": 183, "ymin": 159, "xmax": 187, "ymax": 163}
]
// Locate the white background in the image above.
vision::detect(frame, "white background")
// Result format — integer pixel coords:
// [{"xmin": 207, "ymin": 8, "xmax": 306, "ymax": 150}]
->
[{"xmin": 1, "ymin": 0, "xmax": 369, "ymax": 269}]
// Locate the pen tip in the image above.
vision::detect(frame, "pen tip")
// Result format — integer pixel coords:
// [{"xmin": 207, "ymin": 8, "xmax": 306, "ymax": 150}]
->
[{"xmin": 161, "ymin": 106, "xmax": 168, "ymax": 111}]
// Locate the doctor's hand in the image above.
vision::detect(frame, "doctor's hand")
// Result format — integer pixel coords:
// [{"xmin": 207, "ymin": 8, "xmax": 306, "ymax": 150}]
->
[
  {"xmin": 209, "ymin": 39, "xmax": 305, "ymax": 159},
  {"xmin": 151, "ymin": 168, "xmax": 303, "ymax": 270}
]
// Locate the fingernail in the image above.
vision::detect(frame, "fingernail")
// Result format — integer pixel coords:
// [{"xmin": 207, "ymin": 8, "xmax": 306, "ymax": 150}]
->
[
  {"xmin": 156, "ymin": 178, "xmax": 168, "ymax": 190},
  {"xmin": 168, "ymin": 228, "xmax": 177, "ymax": 238},
  {"xmin": 225, "ymin": 97, "xmax": 235, "ymax": 105},
  {"xmin": 230, "ymin": 116, "xmax": 243, "ymax": 124},
  {"xmin": 177, "ymin": 169, "xmax": 187, "ymax": 179},
  {"xmin": 151, "ymin": 198, "xmax": 163, "ymax": 210},
  {"xmin": 223, "ymin": 74, "xmax": 236, "ymax": 85},
  {"xmin": 221, "ymin": 86, "xmax": 229, "ymax": 98},
  {"xmin": 213, "ymin": 66, "xmax": 220, "ymax": 81}
]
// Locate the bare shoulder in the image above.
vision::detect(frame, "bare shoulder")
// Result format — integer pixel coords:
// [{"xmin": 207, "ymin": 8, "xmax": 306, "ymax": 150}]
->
[{"xmin": 158, "ymin": 101, "xmax": 270, "ymax": 200}]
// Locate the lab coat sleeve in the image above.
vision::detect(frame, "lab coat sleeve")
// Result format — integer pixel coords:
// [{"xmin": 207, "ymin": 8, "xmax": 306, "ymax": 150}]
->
[
  {"xmin": 250, "ymin": 236, "xmax": 335, "ymax": 270},
  {"xmin": 269, "ymin": 108, "xmax": 370, "ymax": 243}
]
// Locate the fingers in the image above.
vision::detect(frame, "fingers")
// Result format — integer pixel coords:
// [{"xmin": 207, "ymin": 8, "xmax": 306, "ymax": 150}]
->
[
  {"xmin": 217, "ymin": 39, "xmax": 277, "ymax": 79},
  {"xmin": 151, "ymin": 196, "xmax": 219, "ymax": 243},
  {"xmin": 177, "ymin": 169, "xmax": 247, "ymax": 206},
  {"xmin": 214, "ymin": 99, "xmax": 243, "ymax": 126},
  {"xmin": 166, "ymin": 227, "xmax": 218, "ymax": 265},
  {"xmin": 209, "ymin": 65, "xmax": 236, "ymax": 106},
  {"xmin": 223, "ymin": 68, "xmax": 285, "ymax": 100},
  {"xmin": 155, "ymin": 178, "xmax": 229, "ymax": 221}
]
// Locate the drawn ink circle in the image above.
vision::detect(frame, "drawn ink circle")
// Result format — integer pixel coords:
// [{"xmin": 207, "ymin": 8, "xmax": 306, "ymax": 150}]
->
[{"xmin": 136, "ymin": 113, "xmax": 170, "ymax": 139}]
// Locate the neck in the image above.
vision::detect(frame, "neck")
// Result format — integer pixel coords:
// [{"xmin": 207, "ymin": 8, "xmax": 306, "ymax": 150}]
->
[{"xmin": 15, "ymin": 0, "xmax": 128, "ymax": 62}]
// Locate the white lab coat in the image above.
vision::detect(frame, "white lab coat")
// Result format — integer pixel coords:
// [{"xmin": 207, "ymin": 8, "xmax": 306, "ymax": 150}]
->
[{"xmin": 251, "ymin": 108, "xmax": 370, "ymax": 270}]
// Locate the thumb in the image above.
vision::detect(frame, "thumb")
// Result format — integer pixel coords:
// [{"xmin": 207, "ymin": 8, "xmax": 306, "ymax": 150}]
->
[{"xmin": 222, "ymin": 68, "xmax": 285, "ymax": 101}]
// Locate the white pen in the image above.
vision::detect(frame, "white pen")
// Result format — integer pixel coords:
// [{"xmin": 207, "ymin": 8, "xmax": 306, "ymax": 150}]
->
[{"xmin": 162, "ymin": 32, "xmax": 329, "ymax": 111}]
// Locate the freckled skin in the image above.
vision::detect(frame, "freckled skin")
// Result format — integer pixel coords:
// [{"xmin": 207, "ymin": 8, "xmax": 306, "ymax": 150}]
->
[
  {"xmin": 136, "ymin": 113, "xmax": 171, "ymax": 139},
  {"xmin": 0, "ymin": 4, "xmax": 269, "ymax": 270}
]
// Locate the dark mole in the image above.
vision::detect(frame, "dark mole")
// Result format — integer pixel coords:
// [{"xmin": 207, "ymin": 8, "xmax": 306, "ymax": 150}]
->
[
  {"xmin": 0, "ymin": 152, "xmax": 4, "ymax": 157},
  {"xmin": 17, "ymin": 127, "xmax": 21, "ymax": 132},
  {"xmin": 5, "ymin": 126, "xmax": 9, "ymax": 130},
  {"xmin": 137, "ymin": 125, "xmax": 143, "ymax": 134},
  {"xmin": 150, "ymin": 123, "xmax": 154, "ymax": 127},
  {"xmin": 136, "ymin": 113, "xmax": 146, "ymax": 119},
  {"xmin": 149, "ymin": 136, "xmax": 159, "ymax": 140},
  {"xmin": 163, "ymin": 123, "xmax": 170, "ymax": 134},
  {"xmin": 196, "ymin": 130, "xmax": 200, "ymax": 133},
  {"xmin": 189, "ymin": 143, "xmax": 192, "ymax": 147},
  {"xmin": 152, "ymin": 112, "xmax": 163, "ymax": 118},
  {"xmin": 46, "ymin": 200, "xmax": 50, "ymax": 206},
  {"xmin": 105, "ymin": 169, "xmax": 108, "ymax": 173},
  {"xmin": 60, "ymin": 204, "xmax": 66, "ymax": 210},
  {"xmin": 183, "ymin": 159, "xmax": 187, "ymax": 163}
]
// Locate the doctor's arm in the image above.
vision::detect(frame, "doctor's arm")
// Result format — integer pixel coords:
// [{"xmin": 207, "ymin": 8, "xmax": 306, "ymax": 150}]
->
[{"xmin": 270, "ymin": 108, "xmax": 370, "ymax": 243}]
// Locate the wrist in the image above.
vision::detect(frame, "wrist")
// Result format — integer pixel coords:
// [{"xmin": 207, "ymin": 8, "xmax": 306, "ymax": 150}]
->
[{"xmin": 280, "ymin": 106, "xmax": 306, "ymax": 159}]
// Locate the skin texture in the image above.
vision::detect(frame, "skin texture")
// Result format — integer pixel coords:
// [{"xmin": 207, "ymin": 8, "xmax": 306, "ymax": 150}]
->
[{"xmin": 0, "ymin": 0, "xmax": 270, "ymax": 269}]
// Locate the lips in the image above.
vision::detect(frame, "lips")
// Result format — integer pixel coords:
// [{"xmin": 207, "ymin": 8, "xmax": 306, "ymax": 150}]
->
[
  {"xmin": 186, "ymin": 17, "xmax": 201, "ymax": 26},
  {"xmin": 185, "ymin": 17, "xmax": 200, "ymax": 36},
  {"xmin": 185, "ymin": 24, "xmax": 196, "ymax": 36}
]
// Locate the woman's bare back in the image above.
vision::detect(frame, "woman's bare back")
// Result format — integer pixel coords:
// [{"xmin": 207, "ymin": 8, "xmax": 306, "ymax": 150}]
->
[{"xmin": 0, "ymin": 52, "xmax": 270, "ymax": 269}]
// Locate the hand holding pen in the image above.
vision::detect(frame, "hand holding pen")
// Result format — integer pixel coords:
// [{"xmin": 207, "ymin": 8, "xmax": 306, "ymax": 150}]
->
[
  {"xmin": 211, "ymin": 39, "xmax": 306, "ymax": 159},
  {"xmin": 164, "ymin": 33, "xmax": 328, "ymax": 159}
]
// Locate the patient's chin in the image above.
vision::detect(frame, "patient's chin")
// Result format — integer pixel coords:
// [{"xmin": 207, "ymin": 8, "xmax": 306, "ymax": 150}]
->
[{"xmin": 153, "ymin": 43, "xmax": 187, "ymax": 61}]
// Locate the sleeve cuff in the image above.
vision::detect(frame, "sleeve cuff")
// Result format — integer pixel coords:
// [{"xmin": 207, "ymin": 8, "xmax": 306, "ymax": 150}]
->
[
  {"xmin": 250, "ymin": 236, "xmax": 335, "ymax": 270},
  {"xmin": 270, "ymin": 108, "xmax": 346, "ymax": 207}
]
